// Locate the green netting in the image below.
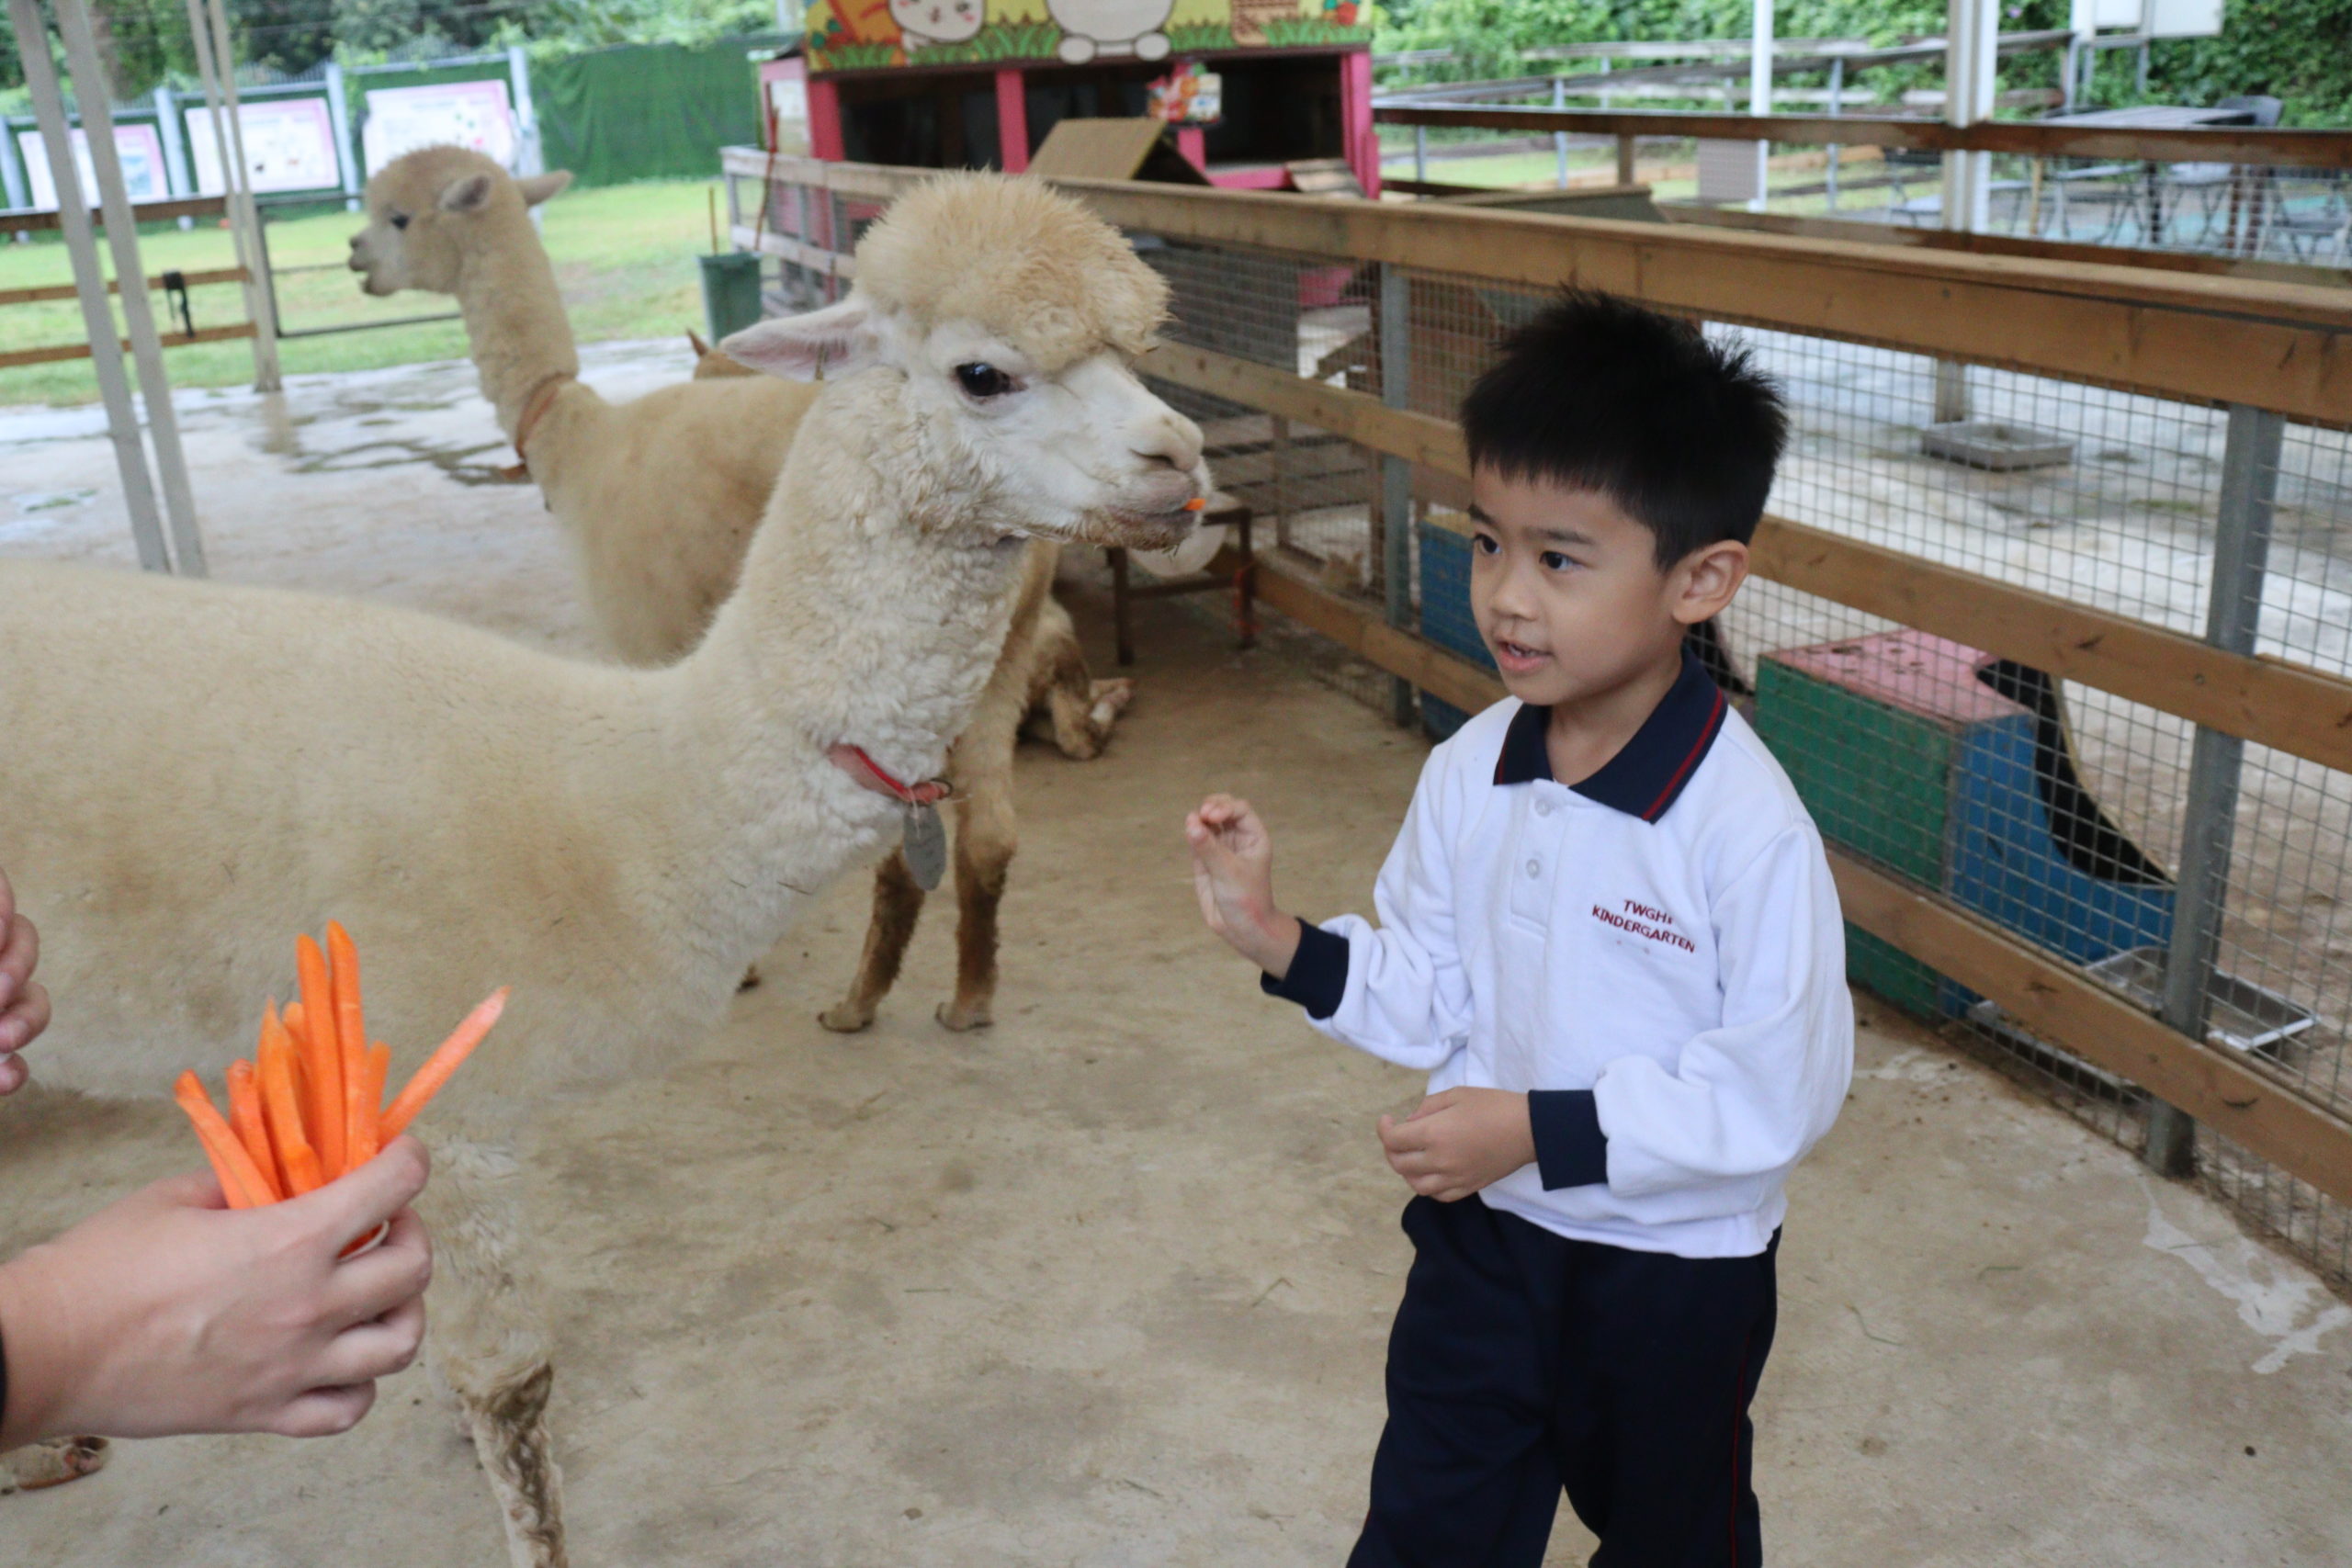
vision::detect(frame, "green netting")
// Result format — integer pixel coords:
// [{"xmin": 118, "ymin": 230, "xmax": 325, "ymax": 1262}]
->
[{"xmin": 533, "ymin": 42, "xmax": 763, "ymax": 187}]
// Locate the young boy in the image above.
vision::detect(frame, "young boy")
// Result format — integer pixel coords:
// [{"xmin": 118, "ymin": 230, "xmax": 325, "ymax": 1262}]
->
[{"xmin": 1186, "ymin": 291, "xmax": 1853, "ymax": 1567}]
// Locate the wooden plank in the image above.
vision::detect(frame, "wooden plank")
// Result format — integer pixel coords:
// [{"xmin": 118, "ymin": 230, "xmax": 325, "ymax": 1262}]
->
[
  {"xmin": 0, "ymin": 265, "xmax": 250, "ymax": 309},
  {"xmin": 0, "ymin": 195, "xmax": 230, "ymax": 235},
  {"xmin": 730, "ymin": 223, "xmax": 855, "ymax": 278},
  {"xmin": 1150, "ymin": 340, "xmax": 2352, "ymax": 774},
  {"xmin": 0, "ymin": 321, "xmax": 255, "ymax": 370},
  {"xmin": 1746, "ymin": 522, "xmax": 2352, "ymax": 777},
  {"xmin": 1831, "ymin": 852, "xmax": 2352, "ymax": 1208},
  {"xmin": 1060, "ymin": 178, "xmax": 2352, "ymax": 423},
  {"xmin": 1369, "ymin": 105, "xmax": 2352, "ymax": 170},
  {"xmin": 1236, "ymin": 547, "xmax": 2352, "ymax": 1208},
  {"xmin": 1664, "ymin": 203, "xmax": 2352, "ymax": 290},
  {"xmin": 1028, "ymin": 118, "xmax": 1168, "ymax": 180}
]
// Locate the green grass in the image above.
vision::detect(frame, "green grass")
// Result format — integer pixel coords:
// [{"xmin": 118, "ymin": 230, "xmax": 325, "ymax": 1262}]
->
[{"xmin": 0, "ymin": 176, "xmax": 736, "ymax": 407}]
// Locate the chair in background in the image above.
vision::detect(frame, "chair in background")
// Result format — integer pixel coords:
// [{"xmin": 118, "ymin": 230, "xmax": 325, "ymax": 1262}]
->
[{"xmin": 2160, "ymin": 96, "xmax": 2279, "ymax": 250}]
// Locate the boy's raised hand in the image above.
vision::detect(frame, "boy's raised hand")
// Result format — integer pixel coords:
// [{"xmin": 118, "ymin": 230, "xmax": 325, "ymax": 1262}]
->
[
  {"xmin": 0, "ymin": 866, "xmax": 51, "ymax": 1096},
  {"xmin": 1379, "ymin": 1088, "xmax": 1538, "ymax": 1202},
  {"xmin": 1185, "ymin": 794, "xmax": 1301, "ymax": 977}
]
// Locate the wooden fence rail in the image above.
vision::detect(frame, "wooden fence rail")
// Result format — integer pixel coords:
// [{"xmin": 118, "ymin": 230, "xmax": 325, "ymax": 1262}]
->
[{"xmin": 1370, "ymin": 105, "xmax": 2352, "ymax": 171}]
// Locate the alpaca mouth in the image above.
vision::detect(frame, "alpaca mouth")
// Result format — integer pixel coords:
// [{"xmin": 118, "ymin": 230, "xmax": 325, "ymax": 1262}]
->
[{"xmin": 1091, "ymin": 508, "xmax": 1196, "ymax": 551}]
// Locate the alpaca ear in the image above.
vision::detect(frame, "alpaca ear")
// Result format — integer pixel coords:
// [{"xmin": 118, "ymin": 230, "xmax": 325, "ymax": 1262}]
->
[
  {"xmin": 438, "ymin": 172, "xmax": 495, "ymax": 213},
  {"xmin": 720, "ymin": 299, "xmax": 877, "ymax": 382},
  {"xmin": 516, "ymin": 171, "xmax": 572, "ymax": 208}
]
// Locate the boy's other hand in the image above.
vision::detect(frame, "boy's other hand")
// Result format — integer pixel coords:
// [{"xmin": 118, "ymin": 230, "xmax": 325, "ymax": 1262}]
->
[
  {"xmin": 1185, "ymin": 794, "xmax": 1301, "ymax": 976},
  {"xmin": 1379, "ymin": 1088, "xmax": 1537, "ymax": 1202},
  {"xmin": 0, "ymin": 866, "xmax": 50, "ymax": 1095}
]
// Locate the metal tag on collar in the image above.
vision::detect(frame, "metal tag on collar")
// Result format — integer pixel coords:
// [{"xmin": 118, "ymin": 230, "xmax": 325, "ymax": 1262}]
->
[{"xmin": 901, "ymin": 799, "xmax": 948, "ymax": 891}]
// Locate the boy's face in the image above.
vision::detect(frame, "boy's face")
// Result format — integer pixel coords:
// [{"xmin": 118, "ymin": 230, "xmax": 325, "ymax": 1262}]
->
[{"xmin": 1466, "ymin": 469, "xmax": 1747, "ymax": 711}]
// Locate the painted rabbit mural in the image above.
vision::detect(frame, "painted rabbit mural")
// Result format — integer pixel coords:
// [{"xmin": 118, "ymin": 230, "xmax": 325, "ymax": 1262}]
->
[{"xmin": 891, "ymin": 0, "xmax": 986, "ymax": 49}]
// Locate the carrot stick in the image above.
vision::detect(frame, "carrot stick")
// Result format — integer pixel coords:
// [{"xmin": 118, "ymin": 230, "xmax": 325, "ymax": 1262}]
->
[
  {"xmin": 296, "ymin": 934, "xmax": 345, "ymax": 1178},
  {"xmin": 225, "ymin": 1059, "xmax": 283, "ymax": 1203},
  {"xmin": 380, "ymin": 987, "xmax": 507, "ymax": 1140},
  {"xmin": 174, "ymin": 1072, "xmax": 273, "ymax": 1210},
  {"xmin": 366, "ymin": 1042, "xmax": 391, "ymax": 1148},
  {"xmin": 259, "ymin": 1013, "xmax": 322, "ymax": 1197},
  {"xmin": 328, "ymin": 921, "xmax": 370, "ymax": 1172}
]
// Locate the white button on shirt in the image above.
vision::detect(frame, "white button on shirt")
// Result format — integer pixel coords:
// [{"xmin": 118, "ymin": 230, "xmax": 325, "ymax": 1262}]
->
[{"xmin": 1273, "ymin": 651, "xmax": 1855, "ymax": 1259}]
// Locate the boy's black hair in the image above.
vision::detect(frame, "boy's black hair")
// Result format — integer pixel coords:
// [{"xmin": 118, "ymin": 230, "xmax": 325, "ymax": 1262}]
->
[{"xmin": 1460, "ymin": 289, "xmax": 1787, "ymax": 569}]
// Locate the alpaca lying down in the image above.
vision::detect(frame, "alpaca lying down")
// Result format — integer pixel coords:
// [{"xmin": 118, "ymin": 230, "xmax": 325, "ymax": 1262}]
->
[
  {"xmin": 348, "ymin": 144, "xmax": 1133, "ymax": 1032},
  {"xmin": 2, "ymin": 172, "xmax": 1207, "ymax": 1568}
]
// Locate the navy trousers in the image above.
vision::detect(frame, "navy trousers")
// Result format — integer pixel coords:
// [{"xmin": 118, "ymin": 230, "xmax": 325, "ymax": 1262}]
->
[{"xmin": 1349, "ymin": 1196, "xmax": 1780, "ymax": 1568}]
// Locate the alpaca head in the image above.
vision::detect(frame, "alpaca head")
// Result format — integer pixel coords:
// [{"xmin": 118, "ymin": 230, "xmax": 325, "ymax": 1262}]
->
[
  {"xmin": 721, "ymin": 173, "xmax": 1207, "ymax": 551},
  {"xmin": 348, "ymin": 146, "xmax": 572, "ymax": 297}
]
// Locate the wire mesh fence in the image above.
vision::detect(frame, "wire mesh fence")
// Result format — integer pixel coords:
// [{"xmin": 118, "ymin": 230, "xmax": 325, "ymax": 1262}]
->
[
  {"xmin": 1374, "ymin": 123, "xmax": 2352, "ymax": 269},
  {"xmin": 729, "ymin": 151, "xmax": 2352, "ymax": 1292}
]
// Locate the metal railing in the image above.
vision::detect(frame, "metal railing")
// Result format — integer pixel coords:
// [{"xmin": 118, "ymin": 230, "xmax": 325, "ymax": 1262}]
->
[{"xmin": 721, "ymin": 148, "xmax": 2352, "ymax": 1290}]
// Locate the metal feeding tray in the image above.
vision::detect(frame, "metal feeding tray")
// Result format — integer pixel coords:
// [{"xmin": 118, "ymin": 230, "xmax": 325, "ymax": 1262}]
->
[
  {"xmin": 2082, "ymin": 945, "xmax": 2318, "ymax": 1056},
  {"xmin": 1963, "ymin": 947, "xmax": 2317, "ymax": 1099},
  {"xmin": 1919, "ymin": 420, "xmax": 2075, "ymax": 471}
]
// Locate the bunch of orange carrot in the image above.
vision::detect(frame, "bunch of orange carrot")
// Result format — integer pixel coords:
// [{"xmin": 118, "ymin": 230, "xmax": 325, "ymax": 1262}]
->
[{"xmin": 173, "ymin": 921, "xmax": 507, "ymax": 1210}]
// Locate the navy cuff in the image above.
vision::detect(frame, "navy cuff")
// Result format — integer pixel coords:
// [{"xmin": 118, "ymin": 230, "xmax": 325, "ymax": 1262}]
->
[
  {"xmin": 1528, "ymin": 1089, "xmax": 1608, "ymax": 1190},
  {"xmin": 1259, "ymin": 920, "xmax": 1349, "ymax": 1021}
]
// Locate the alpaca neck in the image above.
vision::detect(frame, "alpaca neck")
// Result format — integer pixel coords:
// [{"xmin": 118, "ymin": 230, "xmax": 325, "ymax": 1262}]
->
[
  {"xmin": 660, "ymin": 376, "xmax": 1029, "ymax": 964},
  {"xmin": 453, "ymin": 210, "xmax": 582, "ymax": 437}
]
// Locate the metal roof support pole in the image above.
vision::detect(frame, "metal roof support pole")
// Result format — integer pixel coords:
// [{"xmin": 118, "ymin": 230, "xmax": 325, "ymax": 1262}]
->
[
  {"xmin": 55, "ymin": 0, "xmax": 207, "ymax": 575},
  {"xmin": 9, "ymin": 0, "xmax": 171, "ymax": 572},
  {"xmin": 187, "ymin": 0, "xmax": 279, "ymax": 390}
]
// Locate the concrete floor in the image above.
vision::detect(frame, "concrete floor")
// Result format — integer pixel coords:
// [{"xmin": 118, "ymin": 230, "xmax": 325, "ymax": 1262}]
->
[{"xmin": 5, "ymin": 352, "xmax": 2352, "ymax": 1566}]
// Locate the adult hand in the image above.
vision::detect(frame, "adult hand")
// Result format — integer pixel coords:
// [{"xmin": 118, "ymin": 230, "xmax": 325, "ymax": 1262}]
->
[
  {"xmin": 0, "ymin": 1138, "xmax": 433, "ymax": 1447},
  {"xmin": 0, "ymin": 867, "xmax": 50, "ymax": 1095},
  {"xmin": 1378, "ymin": 1088, "xmax": 1537, "ymax": 1203}
]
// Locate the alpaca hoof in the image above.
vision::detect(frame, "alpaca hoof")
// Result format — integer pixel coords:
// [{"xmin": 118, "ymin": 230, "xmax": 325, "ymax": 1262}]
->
[
  {"xmin": 739, "ymin": 964, "xmax": 762, "ymax": 991},
  {"xmin": 1, "ymin": 1436, "xmax": 109, "ymax": 1494},
  {"xmin": 819, "ymin": 1000, "xmax": 876, "ymax": 1034},
  {"xmin": 1089, "ymin": 677, "xmax": 1135, "ymax": 717},
  {"xmin": 935, "ymin": 999, "xmax": 992, "ymax": 1032}
]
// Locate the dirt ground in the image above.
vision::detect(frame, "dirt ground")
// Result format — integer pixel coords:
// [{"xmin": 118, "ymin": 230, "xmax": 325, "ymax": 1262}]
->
[{"xmin": 6, "ymin": 351, "xmax": 2352, "ymax": 1567}]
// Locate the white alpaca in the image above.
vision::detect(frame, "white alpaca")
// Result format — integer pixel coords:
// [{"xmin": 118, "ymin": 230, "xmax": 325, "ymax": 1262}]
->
[
  {"xmin": 0, "ymin": 173, "xmax": 1204, "ymax": 1568},
  {"xmin": 353, "ymin": 148, "xmax": 1133, "ymax": 1031}
]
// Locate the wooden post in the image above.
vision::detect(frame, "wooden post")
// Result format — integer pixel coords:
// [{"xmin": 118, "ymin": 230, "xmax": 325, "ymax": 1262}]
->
[
  {"xmin": 996, "ymin": 69, "xmax": 1029, "ymax": 173},
  {"xmin": 1341, "ymin": 48, "xmax": 1381, "ymax": 198},
  {"xmin": 808, "ymin": 74, "xmax": 845, "ymax": 161}
]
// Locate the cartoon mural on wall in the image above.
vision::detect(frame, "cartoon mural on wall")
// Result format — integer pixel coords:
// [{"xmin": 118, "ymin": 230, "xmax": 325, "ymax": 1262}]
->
[{"xmin": 806, "ymin": 0, "xmax": 1372, "ymax": 72}]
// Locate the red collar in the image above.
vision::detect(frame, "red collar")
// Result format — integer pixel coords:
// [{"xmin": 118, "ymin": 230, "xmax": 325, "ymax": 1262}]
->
[
  {"xmin": 828, "ymin": 743, "xmax": 952, "ymax": 807},
  {"xmin": 497, "ymin": 371, "xmax": 576, "ymax": 482}
]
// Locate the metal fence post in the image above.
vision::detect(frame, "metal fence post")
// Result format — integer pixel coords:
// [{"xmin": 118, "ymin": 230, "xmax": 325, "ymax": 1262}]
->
[
  {"xmin": 2146, "ymin": 403, "xmax": 2284, "ymax": 1177},
  {"xmin": 1378, "ymin": 261, "xmax": 1415, "ymax": 728},
  {"xmin": 1413, "ymin": 124, "xmax": 1426, "ymax": 185},
  {"xmin": 322, "ymin": 62, "xmax": 360, "ymax": 210},
  {"xmin": 0, "ymin": 113, "xmax": 29, "ymax": 212},
  {"xmin": 1552, "ymin": 75, "xmax": 1568, "ymax": 189},
  {"xmin": 153, "ymin": 85, "xmax": 191, "ymax": 200},
  {"xmin": 507, "ymin": 45, "xmax": 544, "ymax": 179}
]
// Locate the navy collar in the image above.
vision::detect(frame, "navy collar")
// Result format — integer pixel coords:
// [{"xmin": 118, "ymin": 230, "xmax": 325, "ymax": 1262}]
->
[{"xmin": 1493, "ymin": 647, "xmax": 1728, "ymax": 822}]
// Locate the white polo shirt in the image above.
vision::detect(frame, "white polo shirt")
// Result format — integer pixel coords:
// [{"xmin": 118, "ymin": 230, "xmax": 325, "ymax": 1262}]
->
[{"xmin": 1266, "ymin": 649, "xmax": 1853, "ymax": 1259}]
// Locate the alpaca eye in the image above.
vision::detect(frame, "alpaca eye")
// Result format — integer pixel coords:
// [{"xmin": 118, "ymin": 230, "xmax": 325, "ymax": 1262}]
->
[
  {"xmin": 390, "ymin": 213, "xmax": 410, "ymax": 231},
  {"xmin": 954, "ymin": 362, "xmax": 1014, "ymax": 399}
]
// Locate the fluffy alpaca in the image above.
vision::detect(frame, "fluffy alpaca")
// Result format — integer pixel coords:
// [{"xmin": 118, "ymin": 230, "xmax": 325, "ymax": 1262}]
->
[
  {"xmin": 685, "ymin": 330, "xmax": 1133, "ymax": 1028},
  {"xmin": 2, "ymin": 173, "xmax": 1205, "ymax": 1568},
  {"xmin": 350, "ymin": 148, "xmax": 1128, "ymax": 1029},
  {"xmin": 346, "ymin": 147, "xmax": 821, "ymax": 665}
]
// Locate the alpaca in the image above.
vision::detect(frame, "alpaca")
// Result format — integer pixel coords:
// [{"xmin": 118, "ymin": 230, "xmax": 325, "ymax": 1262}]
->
[
  {"xmin": 347, "ymin": 147, "xmax": 1129, "ymax": 1031},
  {"xmin": 1, "ymin": 173, "xmax": 1205, "ymax": 1568},
  {"xmin": 345, "ymin": 148, "xmax": 821, "ymax": 666},
  {"xmin": 685, "ymin": 329, "xmax": 1135, "ymax": 1029}
]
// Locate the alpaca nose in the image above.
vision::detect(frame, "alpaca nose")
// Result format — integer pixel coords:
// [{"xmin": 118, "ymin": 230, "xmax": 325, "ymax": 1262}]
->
[{"xmin": 1133, "ymin": 413, "xmax": 1204, "ymax": 476}]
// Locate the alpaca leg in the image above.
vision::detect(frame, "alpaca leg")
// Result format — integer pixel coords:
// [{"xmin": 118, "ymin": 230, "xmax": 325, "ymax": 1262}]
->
[
  {"xmin": 938, "ymin": 764, "xmax": 1017, "ymax": 1033},
  {"xmin": 818, "ymin": 852, "xmax": 927, "ymax": 1034},
  {"xmin": 0, "ymin": 1436, "xmax": 109, "ymax": 1494},
  {"xmin": 1030, "ymin": 595, "xmax": 1132, "ymax": 761},
  {"xmin": 420, "ymin": 1134, "xmax": 568, "ymax": 1568}
]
